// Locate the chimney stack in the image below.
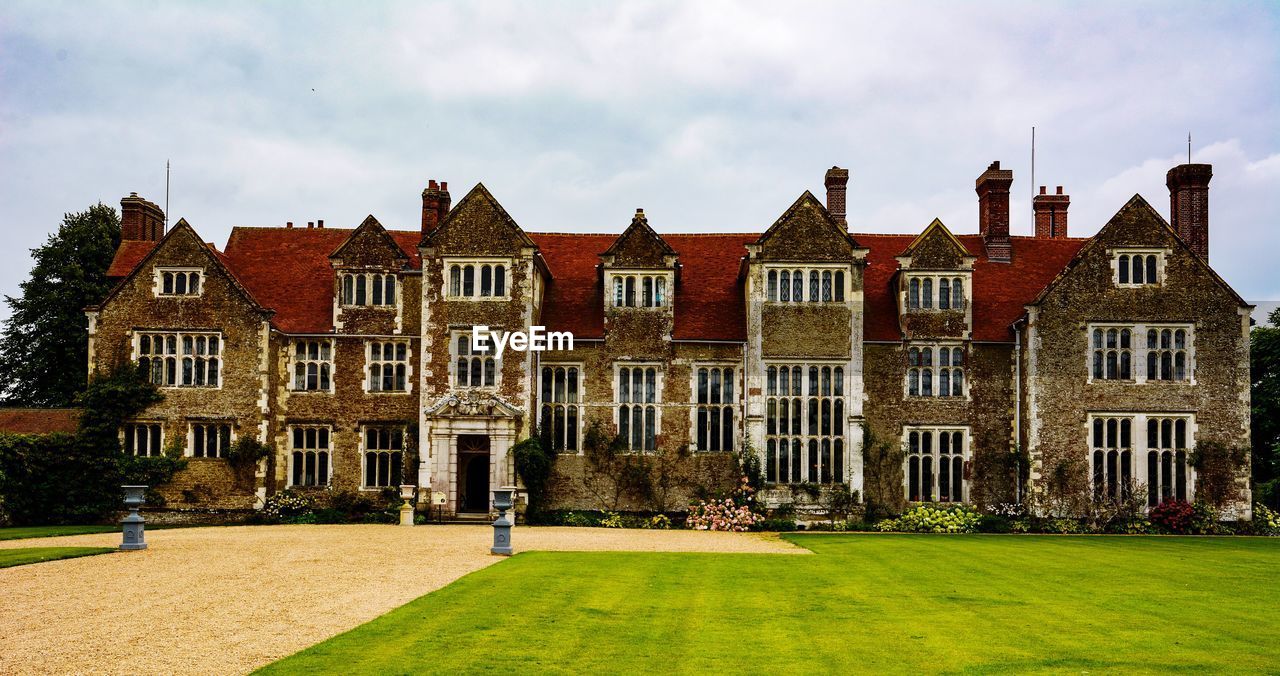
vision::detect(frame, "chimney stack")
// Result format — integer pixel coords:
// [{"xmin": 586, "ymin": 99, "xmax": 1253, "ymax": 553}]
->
[
  {"xmin": 421, "ymin": 179, "xmax": 451, "ymax": 235},
  {"xmin": 824, "ymin": 166, "xmax": 849, "ymax": 226},
  {"xmin": 120, "ymin": 192, "xmax": 165, "ymax": 241},
  {"xmin": 1166, "ymin": 163, "xmax": 1212, "ymax": 260},
  {"xmin": 976, "ymin": 161, "xmax": 1013, "ymax": 261},
  {"xmin": 1033, "ymin": 185, "xmax": 1070, "ymax": 239}
]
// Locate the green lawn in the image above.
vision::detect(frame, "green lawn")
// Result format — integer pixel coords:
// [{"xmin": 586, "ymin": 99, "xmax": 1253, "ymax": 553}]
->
[
  {"xmin": 0, "ymin": 525, "xmax": 117, "ymax": 541},
  {"xmin": 260, "ymin": 534, "xmax": 1280, "ymax": 674},
  {"xmin": 0, "ymin": 546, "xmax": 115, "ymax": 568}
]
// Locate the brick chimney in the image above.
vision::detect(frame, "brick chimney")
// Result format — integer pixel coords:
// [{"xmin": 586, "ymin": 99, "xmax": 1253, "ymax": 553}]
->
[
  {"xmin": 421, "ymin": 179, "xmax": 452, "ymax": 235},
  {"xmin": 1033, "ymin": 185, "xmax": 1070, "ymax": 239},
  {"xmin": 120, "ymin": 192, "xmax": 165, "ymax": 241},
  {"xmin": 976, "ymin": 161, "xmax": 1013, "ymax": 261},
  {"xmin": 1166, "ymin": 163, "xmax": 1212, "ymax": 260},
  {"xmin": 824, "ymin": 166, "xmax": 849, "ymax": 226}
]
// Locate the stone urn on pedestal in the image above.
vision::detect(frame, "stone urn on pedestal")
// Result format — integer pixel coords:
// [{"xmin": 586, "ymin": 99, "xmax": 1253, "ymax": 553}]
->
[
  {"xmin": 399, "ymin": 485, "xmax": 416, "ymax": 526},
  {"xmin": 120, "ymin": 485, "xmax": 148, "ymax": 551},
  {"xmin": 490, "ymin": 486, "xmax": 516, "ymax": 556}
]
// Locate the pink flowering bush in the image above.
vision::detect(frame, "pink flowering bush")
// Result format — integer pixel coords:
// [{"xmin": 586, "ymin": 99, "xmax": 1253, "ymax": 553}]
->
[{"xmin": 686, "ymin": 476, "xmax": 761, "ymax": 532}]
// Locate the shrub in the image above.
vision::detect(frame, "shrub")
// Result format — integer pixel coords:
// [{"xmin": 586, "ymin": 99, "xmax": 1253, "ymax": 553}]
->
[
  {"xmin": 646, "ymin": 514, "xmax": 672, "ymax": 530},
  {"xmin": 755, "ymin": 517, "xmax": 798, "ymax": 532},
  {"xmin": 562, "ymin": 511, "xmax": 601, "ymax": 527},
  {"xmin": 977, "ymin": 515, "xmax": 1013, "ymax": 533},
  {"xmin": 1253, "ymin": 503, "xmax": 1280, "ymax": 536},
  {"xmin": 687, "ymin": 498, "xmax": 760, "ymax": 531},
  {"xmin": 599, "ymin": 511, "xmax": 625, "ymax": 528},
  {"xmin": 512, "ymin": 436, "xmax": 555, "ymax": 517},
  {"xmin": 1149, "ymin": 499, "xmax": 1195, "ymax": 534},
  {"xmin": 261, "ymin": 490, "xmax": 314, "ymax": 521},
  {"xmin": 1190, "ymin": 501, "xmax": 1227, "ymax": 535},
  {"xmin": 1041, "ymin": 518, "xmax": 1090, "ymax": 534},
  {"xmin": 876, "ymin": 503, "xmax": 981, "ymax": 533}
]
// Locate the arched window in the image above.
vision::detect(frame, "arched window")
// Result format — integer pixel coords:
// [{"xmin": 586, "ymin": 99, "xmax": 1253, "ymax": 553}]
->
[
  {"xmin": 625, "ymin": 277, "xmax": 636, "ymax": 306},
  {"xmin": 821, "ymin": 271, "xmax": 832, "ymax": 302},
  {"xmin": 655, "ymin": 278, "xmax": 666, "ymax": 306},
  {"xmin": 780, "ymin": 271, "xmax": 791, "ymax": 302},
  {"xmin": 791, "ymin": 269, "xmax": 803, "ymax": 301},
  {"xmin": 480, "ymin": 265, "xmax": 492, "ymax": 296},
  {"xmin": 462, "ymin": 265, "xmax": 475, "ymax": 296},
  {"xmin": 642, "ymin": 277, "xmax": 653, "ymax": 307},
  {"xmin": 1118, "ymin": 255, "xmax": 1130, "ymax": 284},
  {"xmin": 939, "ymin": 278, "xmax": 951, "ymax": 310},
  {"xmin": 921, "ymin": 278, "xmax": 933, "ymax": 309},
  {"xmin": 951, "ymin": 277, "xmax": 963, "ymax": 309},
  {"xmin": 809, "ymin": 271, "xmax": 819, "ymax": 303},
  {"xmin": 449, "ymin": 266, "xmax": 461, "ymax": 296},
  {"xmin": 834, "ymin": 271, "xmax": 845, "ymax": 302},
  {"xmin": 767, "ymin": 270, "xmax": 778, "ymax": 301},
  {"xmin": 614, "ymin": 277, "xmax": 624, "ymax": 306},
  {"xmin": 908, "ymin": 278, "xmax": 920, "ymax": 309}
]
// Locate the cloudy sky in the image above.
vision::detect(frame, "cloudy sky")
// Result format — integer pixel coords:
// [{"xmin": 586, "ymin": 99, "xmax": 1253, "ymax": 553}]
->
[{"xmin": 1, "ymin": 1, "xmax": 1277, "ymax": 320}]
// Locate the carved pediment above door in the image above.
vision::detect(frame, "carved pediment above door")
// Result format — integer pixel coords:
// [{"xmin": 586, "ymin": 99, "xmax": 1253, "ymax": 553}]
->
[{"xmin": 425, "ymin": 390, "xmax": 523, "ymax": 419}]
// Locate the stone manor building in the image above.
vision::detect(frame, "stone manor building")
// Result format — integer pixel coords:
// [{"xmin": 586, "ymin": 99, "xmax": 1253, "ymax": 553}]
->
[{"xmin": 88, "ymin": 160, "xmax": 1253, "ymax": 517}]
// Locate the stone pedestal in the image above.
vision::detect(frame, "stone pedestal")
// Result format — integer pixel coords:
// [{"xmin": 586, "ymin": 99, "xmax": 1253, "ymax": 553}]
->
[
  {"xmin": 120, "ymin": 485, "xmax": 148, "ymax": 551},
  {"xmin": 399, "ymin": 485, "xmax": 415, "ymax": 526},
  {"xmin": 491, "ymin": 486, "xmax": 515, "ymax": 556}
]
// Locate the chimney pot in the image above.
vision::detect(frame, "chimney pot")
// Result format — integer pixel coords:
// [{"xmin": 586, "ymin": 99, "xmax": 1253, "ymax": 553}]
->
[
  {"xmin": 441, "ymin": 181, "xmax": 447, "ymax": 191},
  {"xmin": 976, "ymin": 161, "xmax": 1014, "ymax": 260},
  {"xmin": 317, "ymin": 219, "xmax": 324, "ymax": 229},
  {"xmin": 824, "ymin": 166, "xmax": 850, "ymax": 227},
  {"xmin": 1039, "ymin": 185, "xmax": 1047, "ymax": 195},
  {"xmin": 1167, "ymin": 163, "xmax": 1212, "ymax": 260},
  {"xmin": 286, "ymin": 221, "xmax": 293, "ymax": 228},
  {"xmin": 308, "ymin": 221, "xmax": 314, "ymax": 228},
  {"xmin": 1033, "ymin": 185, "xmax": 1071, "ymax": 239}
]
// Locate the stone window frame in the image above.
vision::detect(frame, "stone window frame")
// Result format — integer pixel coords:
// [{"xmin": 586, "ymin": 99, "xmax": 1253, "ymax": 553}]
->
[
  {"xmin": 364, "ymin": 339, "xmax": 412, "ymax": 394},
  {"xmin": 539, "ymin": 362, "xmax": 584, "ymax": 454},
  {"xmin": 133, "ymin": 330, "xmax": 223, "ymax": 390},
  {"xmin": 902, "ymin": 271, "xmax": 969, "ymax": 312},
  {"xmin": 691, "ymin": 363, "xmax": 738, "ymax": 453},
  {"xmin": 902, "ymin": 425, "xmax": 970, "ymax": 503},
  {"xmin": 121, "ymin": 421, "xmax": 164, "ymax": 457},
  {"xmin": 1109, "ymin": 247, "xmax": 1170, "ymax": 288},
  {"xmin": 359, "ymin": 424, "xmax": 405, "ymax": 490},
  {"xmin": 1086, "ymin": 322, "xmax": 1196, "ymax": 385},
  {"xmin": 607, "ymin": 270, "xmax": 673, "ymax": 309},
  {"xmin": 289, "ymin": 339, "xmax": 335, "ymax": 393},
  {"xmin": 338, "ymin": 271, "xmax": 399, "ymax": 308},
  {"xmin": 1086, "ymin": 412, "xmax": 1197, "ymax": 508},
  {"xmin": 763, "ymin": 361, "xmax": 847, "ymax": 485},
  {"xmin": 444, "ymin": 258, "xmax": 512, "ymax": 300},
  {"xmin": 614, "ymin": 362, "xmax": 664, "ymax": 452},
  {"xmin": 287, "ymin": 424, "xmax": 333, "ymax": 488},
  {"xmin": 904, "ymin": 342, "xmax": 967, "ymax": 399},
  {"xmin": 764, "ymin": 265, "xmax": 848, "ymax": 304},
  {"xmin": 153, "ymin": 267, "xmax": 204, "ymax": 298},
  {"xmin": 451, "ymin": 330, "xmax": 500, "ymax": 390},
  {"xmin": 187, "ymin": 421, "xmax": 235, "ymax": 459}
]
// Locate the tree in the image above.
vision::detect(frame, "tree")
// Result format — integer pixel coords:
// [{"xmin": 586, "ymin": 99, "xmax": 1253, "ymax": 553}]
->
[
  {"xmin": 0, "ymin": 203, "xmax": 121, "ymax": 406},
  {"xmin": 1252, "ymin": 308, "xmax": 1280, "ymax": 508}
]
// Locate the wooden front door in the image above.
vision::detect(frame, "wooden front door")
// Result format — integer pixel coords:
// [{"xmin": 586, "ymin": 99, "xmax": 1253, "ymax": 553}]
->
[{"xmin": 457, "ymin": 434, "xmax": 490, "ymax": 513}]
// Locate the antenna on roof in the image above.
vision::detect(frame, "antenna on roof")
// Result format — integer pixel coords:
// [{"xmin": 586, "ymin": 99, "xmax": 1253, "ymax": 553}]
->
[
  {"xmin": 1187, "ymin": 132, "xmax": 1192, "ymax": 164},
  {"xmin": 165, "ymin": 159, "xmax": 171, "ymax": 231},
  {"xmin": 1030, "ymin": 126, "xmax": 1036, "ymax": 200}
]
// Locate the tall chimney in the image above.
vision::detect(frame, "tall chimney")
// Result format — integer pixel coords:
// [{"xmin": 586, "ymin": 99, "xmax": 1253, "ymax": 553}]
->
[
  {"xmin": 824, "ymin": 166, "xmax": 849, "ymax": 226},
  {"xmin": 120, "ymin": 192, "xmax": 165, "ymax": 241},
  {"xmin": 1166, "ymin": 163, "xmax": 1212, "ymax": 260},
  {"xmin": 421, "ymin": 179, "xmax": 451, "ymax": 235},
  {"xmin": 1033, "ymin": 185, "xmax": 1070, "ymax": 239},
  {"xmin": 976, "ymin": 161, "xmax": 1013, "ymax": 261}
]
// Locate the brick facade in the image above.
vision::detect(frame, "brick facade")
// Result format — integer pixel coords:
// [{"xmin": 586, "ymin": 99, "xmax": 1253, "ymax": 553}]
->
[{"xmin": 88, "ymin": 160, "xmax": 1253, "ymax": 518}]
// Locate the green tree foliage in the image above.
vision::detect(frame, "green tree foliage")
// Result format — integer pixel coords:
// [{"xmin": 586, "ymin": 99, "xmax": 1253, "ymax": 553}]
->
[
  {"xmin": 512, "ymin": 436, "xmax": 555, "ymax": 518},
  {"xmin": 1252, "ymin": 308, "xmax": 1280, "ymax": 508},
  {"xmin": 0, "ymin": 203, "xmax": 121, "ymax": 406},
  {"xmin": 0, "ymin": 365, "xmax": 182, "ymax": 525}
]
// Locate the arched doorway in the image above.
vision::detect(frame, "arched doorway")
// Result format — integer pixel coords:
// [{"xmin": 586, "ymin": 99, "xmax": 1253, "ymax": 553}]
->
[{"xmin": 457, "ymin": 434, "xmax": 490, "ymax": 513}]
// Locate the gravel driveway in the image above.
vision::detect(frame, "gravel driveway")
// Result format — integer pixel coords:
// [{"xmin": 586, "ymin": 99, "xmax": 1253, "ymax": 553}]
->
[{"xmin": 0, "ymin": 525, "xmax": 803, "ymax": 675}]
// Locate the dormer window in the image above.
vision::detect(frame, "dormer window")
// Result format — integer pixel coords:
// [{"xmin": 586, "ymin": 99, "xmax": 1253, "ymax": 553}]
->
[
  {"xmin": 340, "ymin": 272, "xmax": 397, "ymax": 306},
  {"xmin": 1113, "ymin": 249, "xmax": 1165, "ymax": 287},
  {"xmin": 765, "ymin": 267, "xmax": 846, "ymax": 303},
  {"xmin": 447, "ymin": 261, "xmax": 508, "ymax": 299},
  {"xmin": 905, "ymin": 274, "xmax": 966, "ymax": 311},
  {"xmin": 156, "ymin": 268, "xmax": 202, "ymax": 297},
  {"xmin": 610, "ymin": 274, "xmax": 667, "ymax": 308}
]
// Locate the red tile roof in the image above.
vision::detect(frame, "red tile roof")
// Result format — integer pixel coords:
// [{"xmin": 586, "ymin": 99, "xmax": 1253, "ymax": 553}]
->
[
  {"xmin": 529, "ymin": 233, "xmax": 755, "ymax": 341},
  {"xmin": 858, "ymin": 234, "xmax": 1087, "ymax": 342},
  {"xmin": 221, "ymin": 227, "xmax": 423, "ymax": 334},
  {"xmin": 0, "ymin": 408, "xmax": 80, "ymax": 435},
  {"xmin": 106, "ymin": 225, "xmax": 1087, "ymax": 343},
  {"xmin": 106, "ymin": 240, "xmax": 157, "ymax": 279}
]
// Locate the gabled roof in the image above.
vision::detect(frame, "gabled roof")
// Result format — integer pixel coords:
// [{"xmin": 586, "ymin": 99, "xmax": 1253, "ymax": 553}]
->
[
  {"xmin": 756, "ymin": 190, "xmax": 861, "ymax": 250},
  {"xmin": 223, "ymin": 226, "xmax": 423, "ymax": 334},
  {"xmin": 898, "ymin": 218, "xmax": 972, "ymax": 258},
  {"xmin": 1026, "ymin": 194, "xmax": 1249, "ymax": 309},
  {"xmin": 601, "ymin": 209, "xmax": 677, "ymax": 262},
  {"xmin": 329, "ymin": 215, "xmax": 410, "ymax": 263},
  {"xmin": 423, "ymin": 183, "xmax": 537, "ymax": 249},
  {"xmin": 98, "ymin": 219, "xmax": 271, "ymax": 318},
  {"xmin": 107, "ymin": 240, "xmax": 158, "ymax": 279},
  {"xmin": 861, "ymin": 233, "xmax": 1086, "ymax": 341},
  {"xmin": 532, "ymin": 232, "xmax": 754, "ymax": 341}
]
